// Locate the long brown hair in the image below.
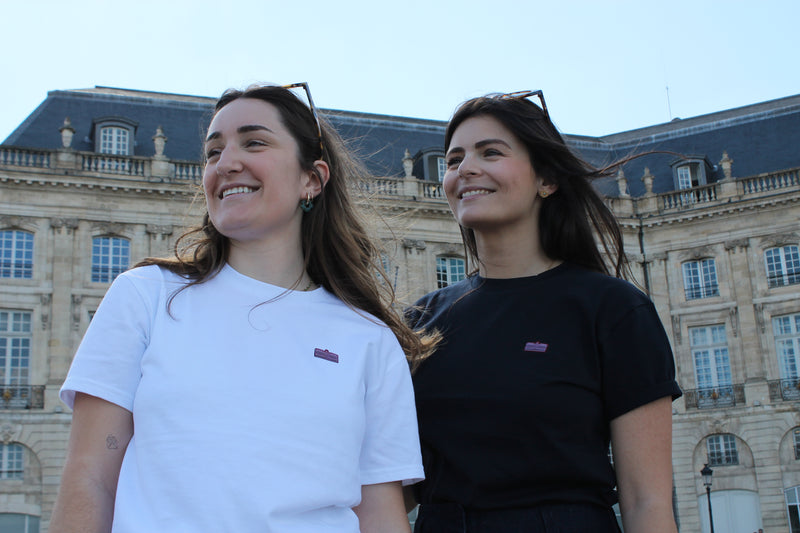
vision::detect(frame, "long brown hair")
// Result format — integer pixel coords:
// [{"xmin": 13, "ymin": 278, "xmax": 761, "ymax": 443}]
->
[
  {"xmin": 444, "ymin": 94, "xmax": 631, "ymax": 279},
  {"xmin": 139, "ymin": 84, "xmax": 435, "ymax": 360}
]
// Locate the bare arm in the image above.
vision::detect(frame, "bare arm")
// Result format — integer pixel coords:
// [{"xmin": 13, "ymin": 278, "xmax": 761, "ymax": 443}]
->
[
  {"xmin": 353, "ymin": 481, "xmax": 412, "ymax": 533},
  {"xmin": 610, "ymin": 395, "xmax": 677, "ymax": 533},
  {"xmin": 50, "ymin": 392, "xmax": 134, "ymax": 533}
]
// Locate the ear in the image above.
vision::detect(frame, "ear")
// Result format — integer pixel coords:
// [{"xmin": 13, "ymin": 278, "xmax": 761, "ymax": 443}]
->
[
  {"xmin": 538, "ymin": 178, "xmax": 558, "ymax": 198},
  {"xmin": 302, "ymin": 160, "xmax": 330, "ymax": 198}
]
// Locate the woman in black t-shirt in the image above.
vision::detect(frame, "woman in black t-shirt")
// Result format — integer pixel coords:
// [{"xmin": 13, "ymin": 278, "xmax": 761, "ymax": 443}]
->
[{"xmin": 406, "ymin": 91, "xmax": 681, "ymax": 533}]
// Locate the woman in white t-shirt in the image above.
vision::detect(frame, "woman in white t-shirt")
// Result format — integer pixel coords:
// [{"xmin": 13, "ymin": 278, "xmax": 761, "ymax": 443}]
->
[{"xmin": 50, "ymin": 83, "xmax": 432, "ymax": 533}]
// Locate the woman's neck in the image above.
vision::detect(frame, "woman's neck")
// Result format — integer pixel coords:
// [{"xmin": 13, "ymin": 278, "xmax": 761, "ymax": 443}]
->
[
  {"xmin": 474, "ymin": 226, "xmax": 559, "ymax": 279},
  {"xmin": 226, "ymin": 238, "xmax": 310, "ymax": 289}
]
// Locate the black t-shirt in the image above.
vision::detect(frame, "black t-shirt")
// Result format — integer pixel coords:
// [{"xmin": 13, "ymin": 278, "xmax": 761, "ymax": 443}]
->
[{"xmin": 407, "ymin": 262, "xmax": 682, "ymax": 511}]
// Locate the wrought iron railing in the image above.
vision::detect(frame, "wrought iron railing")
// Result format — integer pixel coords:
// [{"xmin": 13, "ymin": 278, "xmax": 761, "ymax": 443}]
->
[
  {"xmin": 683, "ymin": 384, "xmax": 745, "ymax": 409},
  {"xmin": 768, "ymin": 378, "xmax": 800, "ymax": 401},
  {"xmin": 0, "ymin": 385, "xmax": 45, "ymax": 409}
]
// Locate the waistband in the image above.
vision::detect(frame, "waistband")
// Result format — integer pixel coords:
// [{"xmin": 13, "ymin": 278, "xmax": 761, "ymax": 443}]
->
[{"xmin": 413, "ymin": 502, "xmax": 621, "ymax": 533}]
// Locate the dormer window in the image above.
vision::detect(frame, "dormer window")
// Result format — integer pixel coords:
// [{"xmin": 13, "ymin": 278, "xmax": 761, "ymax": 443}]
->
[
  {"xmin": 413, "ymin": 148, "xmax": 447, "ymax": 182},
  {"xmin": 100, "ymin": 126, "xmax": 129, "ymax": 155},
  {"xmin": 671, "ymin": 157, "xmax": 713, "ymax": 190},
  {"xmin": 92, "ymin": 116, "xmax": 137, "ymax": 155}
]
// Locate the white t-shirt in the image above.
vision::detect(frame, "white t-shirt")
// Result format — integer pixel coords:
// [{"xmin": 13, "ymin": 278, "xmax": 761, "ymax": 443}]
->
[{"xmin": 61, "ymin": 264, "xmax": 423, "ymax": 533}]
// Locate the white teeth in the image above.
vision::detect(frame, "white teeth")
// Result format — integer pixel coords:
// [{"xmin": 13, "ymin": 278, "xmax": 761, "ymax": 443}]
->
[
  {"xmin": 461, "ymin": 189, "xmax": 492, "ymax": 199},
  {"xmin": 221, "ymin": 186, "xmax": 256, "ymax": 199}
]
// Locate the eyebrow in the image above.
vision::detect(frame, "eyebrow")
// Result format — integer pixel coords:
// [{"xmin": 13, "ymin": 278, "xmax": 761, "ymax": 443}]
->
[
  {"xmin": 205, "ymin": 124, "xmax": 274, "ymax": 143},
  {"xmin": 446, "ymin": 138, "xmax": 512, "ymax": 156}
]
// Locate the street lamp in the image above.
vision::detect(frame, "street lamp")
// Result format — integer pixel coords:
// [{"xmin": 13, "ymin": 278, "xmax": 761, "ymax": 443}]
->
[{"xmin": 701, "ymin": 463, "xmax": 715, "ymax": 533}]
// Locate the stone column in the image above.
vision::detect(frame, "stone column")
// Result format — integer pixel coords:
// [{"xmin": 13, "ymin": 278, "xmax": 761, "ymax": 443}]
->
[{"xmin": 45, "ymin": 218, "xmax": 80, "ymax": 399}]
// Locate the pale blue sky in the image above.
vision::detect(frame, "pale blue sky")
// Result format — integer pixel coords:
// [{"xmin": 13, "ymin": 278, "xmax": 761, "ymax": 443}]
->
[{"xmin": 2, "ymin": 0, "xmax": 798, "ymax": 142}]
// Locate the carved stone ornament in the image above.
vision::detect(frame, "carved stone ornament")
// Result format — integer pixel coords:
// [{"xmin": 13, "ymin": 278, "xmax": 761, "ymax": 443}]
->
[
  {"xmin": 40, "ymin": 294, "xmax": 52, "ymax": 331},
  {"xmin": 681, "ymin": 246, "xmax": 714, "ymax": 261},
  {"xmin": 753, "ymin": 303, "xmax": 765, "ymax": 334},
  {"xmin": 761, "ymin": 233, "xmax": 798, "ymax": 248},
  {"xmin": 641, "ymin": 167, "xmax": 655, "ymax": 195},
  {"xmin": 146, "ymin": 224, "xmax": 173, "ymax": 236},
  {"xmin": 152, "ymin": 126, "xmax": 167, "ymax": 157},
  {"xmin": 50, "ymin": 217, "xmax": 79, "ymax": 231},
  {"xmin": 93, "ymin": 222, "xmax": 125, "ymax": 236},
  {"xmin": 719, "ymin": 150, "xmax": 733, "ymax": 180},
  {"xmin": 402, "ymin": 238, "xmax": 427, "ymax": 251},
  {"xmin": 729, "ymin": 307, "xmax": 739, "ymax": 338},
  {"xmin": 671, "ymin": 315, "xmax": 682, "ymax": 345},
  {"xmin": 1, "ymin": 423, "xmax": 17, "ymax": 444},
  {"xmin": 724, "ymin": 239, "xmax": 750, "ymax": 251},
  {"xmin": 71, "ymin": 295, "xmax": 83, "ymax": 331},
  {"xmin": 59, "ymin": 117, "xmax": 76, "ymax": 149},
  {"xmin": 402, "ymin": 149, "xmax": 414, "ymax": 178}
]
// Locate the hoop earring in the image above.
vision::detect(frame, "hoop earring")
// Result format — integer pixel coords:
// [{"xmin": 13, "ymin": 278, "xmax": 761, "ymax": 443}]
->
[{"xmin": 300, "ymin": 192, "xmax": 314, "ymax": 213}]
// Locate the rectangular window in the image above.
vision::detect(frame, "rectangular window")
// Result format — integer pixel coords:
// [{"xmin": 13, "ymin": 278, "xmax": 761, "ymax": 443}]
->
[
  {"xmin": 707, "ymin": 434, "xmax": 739, "ymax": 465},
  {"xmin": 794, "ymin": 428, "xmax": 800, "ymax": 460},
  {"xmin": 0, "ymin": 513, "xmax": 40, "ymax": 533},
  {"xmin": 0, "ymin": 230, "xmax": 33, "ymax": 279},
  {"xmin": 766, "ymin": 245, "xmax": 800, "ymax": 288},
  {"xmin": 774, "ymin": 313, "xmax": 800, "ymax": 380},
  {"xmin": 100, "ymin": 126, "xmax": 129, "ymax": 155},
  {"xmin": 682, "ymin": 259, "xmax": 719, "ymax": 300},
  {"xmin": 677, "ymin": 166, "xmax": 692, "ymax": 189},
  {"xmin": 436, "ymin": 257, "xmax": 466, "ymax": 289},
  {"xmin": 0, "ymin": 443, "xmax": 23, "ymax": 479},
  {"xmin": 92, "ymin": 237, "xmax": 130, "ymax": 283},
  {"xmin": 0, "ymin": 311, "xmax": 31, "ymax": 389},
  {"xmin": 437, "ymin": 157, "xmax": 447, "ymax": 182},
  {"xmin": 691, "ymin": 325, "xmax": 732, "ymax": 407},
  {"xmin": 787, "ymin": 486, "xmax": 800, "ymax": 533}
]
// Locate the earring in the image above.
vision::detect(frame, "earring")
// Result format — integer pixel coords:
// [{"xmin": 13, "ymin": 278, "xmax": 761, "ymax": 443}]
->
[
  {"xmin": 300, "ymin": 192, "xmax": 314, "ymax": 213},
  {"xmin": 539, "ymin": 190, "xmax": 549, "ymax": 199}
]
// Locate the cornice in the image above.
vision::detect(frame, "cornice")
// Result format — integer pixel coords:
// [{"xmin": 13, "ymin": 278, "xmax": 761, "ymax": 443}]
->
[{"xmin": 0, "ymin": 173, "xmax": 198, "ymax": 198}]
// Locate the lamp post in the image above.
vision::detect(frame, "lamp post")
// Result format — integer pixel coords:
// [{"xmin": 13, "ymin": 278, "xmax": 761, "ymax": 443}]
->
[{"xmin": 701, "ymin": 463, "xmax": 715, "ymax": 533}]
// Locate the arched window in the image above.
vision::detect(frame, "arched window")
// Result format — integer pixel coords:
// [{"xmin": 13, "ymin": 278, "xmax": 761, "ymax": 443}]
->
[
  {"xmin": 0, "ymin": 230, "xmax": 34, "ymax": 279},
  {"xmin": 91, "ymin": 236, "xmax": 130, "ymax": 283}
]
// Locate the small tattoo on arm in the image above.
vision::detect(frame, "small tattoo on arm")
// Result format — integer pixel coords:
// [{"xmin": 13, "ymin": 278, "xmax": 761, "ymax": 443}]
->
[{"xmin": 106, "ymin": 434, "xmax": 119, "ymax": 450}]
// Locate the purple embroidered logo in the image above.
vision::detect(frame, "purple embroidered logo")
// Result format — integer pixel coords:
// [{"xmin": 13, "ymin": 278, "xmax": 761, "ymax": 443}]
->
[
  {"xmin": 524, "ymin": 342, "xmax": 548, "ymax": 353},
  {"xmin": 314, "ymin": 348, "xmax": 339, "ymax": 363}
]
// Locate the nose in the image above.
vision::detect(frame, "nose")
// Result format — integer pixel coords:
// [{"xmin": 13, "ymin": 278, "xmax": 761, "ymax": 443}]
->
[
  {"xmin": 457, "ymin": 156, "xmax": 479, "ymax": 178},
  {"xmin": 215, "ymin": 146, "xmax": 243, "ymax": 177}
]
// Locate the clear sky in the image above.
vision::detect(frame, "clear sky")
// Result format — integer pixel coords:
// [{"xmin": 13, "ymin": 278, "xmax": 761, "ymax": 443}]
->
[{"xmin": 2, "ymin": 0, "xmax": 798, "ymax": 142}]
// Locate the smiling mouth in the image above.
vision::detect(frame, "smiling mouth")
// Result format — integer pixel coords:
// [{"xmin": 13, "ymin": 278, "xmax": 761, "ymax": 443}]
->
[
  {"xmin": 460, "ymin": 189, "xmax": 493, "ymax": 199},
  {"xmin": 220, "ymin": 186, "xmax": 258, "ymax": 199}
]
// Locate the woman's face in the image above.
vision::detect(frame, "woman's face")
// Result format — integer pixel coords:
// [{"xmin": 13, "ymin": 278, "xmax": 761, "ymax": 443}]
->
[
  {"xmin": 443, "ymin": 115, "xmax": 548, "ymax": 234},
  {"xmin": 202, "ymin": 98, "xmax": 313, "ymax": 245}
]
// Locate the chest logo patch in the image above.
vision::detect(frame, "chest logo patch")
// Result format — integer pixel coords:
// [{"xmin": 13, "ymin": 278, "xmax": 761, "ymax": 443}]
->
[
  {"xmin": 524, "ymin": 341, "xmax": 549, "ymax": 353},
  {"xmin": 314, "ymin": 348, "xmax": 339, "ymax": 363}
]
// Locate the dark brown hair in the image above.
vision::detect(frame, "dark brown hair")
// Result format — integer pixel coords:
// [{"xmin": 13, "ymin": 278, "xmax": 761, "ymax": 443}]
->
[
  {"xmin": 139, "ymin": 84, "xmax": 435, "ymax": 360},
  {"xmin": 444, "ymin": 94, "xmax": 630, "ymax": 278}
]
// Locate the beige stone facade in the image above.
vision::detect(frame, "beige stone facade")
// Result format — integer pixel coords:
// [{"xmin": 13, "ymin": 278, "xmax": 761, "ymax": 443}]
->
[{"xmin": 1, "ymin": 89, "xmax": 799, "ymax": 532}]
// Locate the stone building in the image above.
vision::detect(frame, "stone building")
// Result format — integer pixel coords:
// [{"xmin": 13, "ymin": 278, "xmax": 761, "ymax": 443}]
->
[{"xmin": 0, "ymin": 86, "xmax": 798, "ymax": 532}]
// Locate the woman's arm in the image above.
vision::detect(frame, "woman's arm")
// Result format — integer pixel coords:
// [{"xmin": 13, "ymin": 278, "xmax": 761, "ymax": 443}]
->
[
  {"xmin": 353, "ymin": 481, "xmax": 411, "ymax": 533},
  {"xmin": 610, "ymin": 395, "xmax": 677, "ymax": 533},
  {"xmin": 49, "ymin": 392, "xmax": 134, "ymax": 533}
]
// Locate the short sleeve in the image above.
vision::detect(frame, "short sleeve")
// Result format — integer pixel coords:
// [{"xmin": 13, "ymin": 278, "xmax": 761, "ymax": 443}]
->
[
  {"xmin": 60, "ymin": 268, "xmax": 159, "ymax": 411},
  {"xmin": 599, "ymin": 300, "xmax": 682, "ymax": 421},
  {"xmin": 359, "ymin": 329, "xmax": 424, "ymax": 487}
]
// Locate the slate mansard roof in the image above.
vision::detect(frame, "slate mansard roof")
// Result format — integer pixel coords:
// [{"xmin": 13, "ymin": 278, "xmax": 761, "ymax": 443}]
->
[{"xmin": 4, "ymin": 86, "xmax": 800, "ymax": 197}]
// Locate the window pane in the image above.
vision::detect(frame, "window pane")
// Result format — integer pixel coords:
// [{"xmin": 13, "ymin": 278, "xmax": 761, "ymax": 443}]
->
[
  {"xmin": 0, "ymin": 231, "xmax": 34, "ymax": 279},
  {"xmin": 436, "ymin": 257, "xmax": 465, "ymax": 289},
  {"xmin": 92, "ymin": 237, "xmax": 130, "ymax": 283}
]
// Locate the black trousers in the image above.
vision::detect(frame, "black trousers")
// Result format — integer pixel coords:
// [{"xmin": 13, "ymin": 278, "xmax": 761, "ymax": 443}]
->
[{"xmin": 414, "ymin": 502, "xmax": 622, "ymax": 533}]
